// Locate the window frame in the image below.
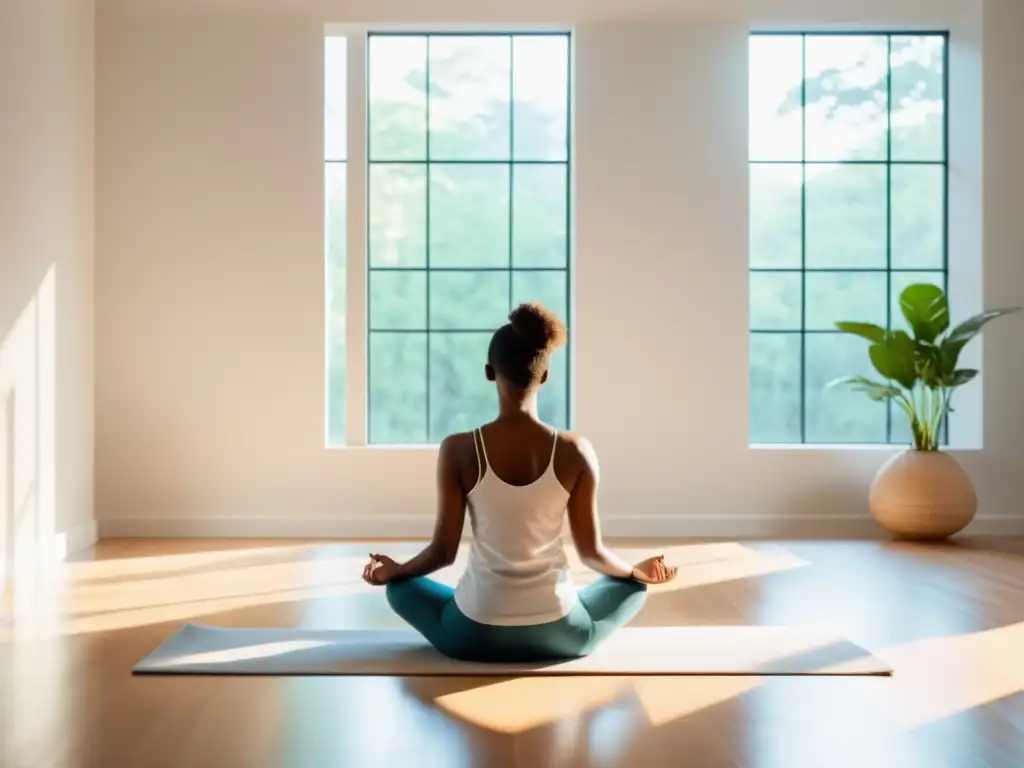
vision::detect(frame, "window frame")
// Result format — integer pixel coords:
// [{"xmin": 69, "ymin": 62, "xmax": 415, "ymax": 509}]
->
[
  {"xmin": 326, "ymin": 28, "xmax": 574, "ymax": 448},
  {"xmin": 748, "ymin": 30, "xmax": 951, "ymax": 447}
]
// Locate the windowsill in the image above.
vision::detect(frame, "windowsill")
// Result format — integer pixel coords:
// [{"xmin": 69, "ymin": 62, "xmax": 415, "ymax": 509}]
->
[
  {"xmin": 751, "ymin": 443, "xmax": 905, "ymax": 450},
  {"xmin": 750, "ymin": 443, "xmax": 982, "ymax": 451},
  {"xmin": 325, "ymin": 443, "xmax": 441, "ymax": 451},
  {"xmin": 326, "ymin": 443, "xmax": 984, "ymax": 452}
]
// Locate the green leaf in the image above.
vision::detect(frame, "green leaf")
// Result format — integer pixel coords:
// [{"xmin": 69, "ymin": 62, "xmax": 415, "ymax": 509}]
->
[
  {"xmin": 827, "ymin": 375, "xmax": 902, "ymax": 401},
  {"xmin": 899, "ymin": 283, "xmax": 949, "ymax": 343},
  {"xmin": 834, "ymin": 322, "xmax": 886, "ymax": 343},
  {"xmin": 914, "ymin": 342, "xmax": 944, "ymax": 389},
  {"xmin": 948, "ymin": 368, "xmax": 978, "ymax": 387},
  {"xmin": 869, "ymin": 330, "xmax": 918, "ymax": 390},
  {"xmin": 945, "ymin": 307, "xmax": 1021, "ymax": 345},
  {"xmin": 940, "ymin": 307, "xmax": 1021, "ymax": 369}
]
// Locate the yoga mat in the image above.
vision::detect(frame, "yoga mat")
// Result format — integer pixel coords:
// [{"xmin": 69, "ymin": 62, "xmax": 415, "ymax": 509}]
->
[{"xmin": 134, "ymin": 623, "xmax": 891, "ymax": 676}]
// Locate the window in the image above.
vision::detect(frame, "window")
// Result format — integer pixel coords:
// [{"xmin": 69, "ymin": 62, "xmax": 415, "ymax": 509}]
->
[
  {"xmin": 364, "ymin": 33, "xmax": 571, "ymax": 445},
  {"xmin": 748, "ymin": 32, "xmax": 948, "ymax": 444}
]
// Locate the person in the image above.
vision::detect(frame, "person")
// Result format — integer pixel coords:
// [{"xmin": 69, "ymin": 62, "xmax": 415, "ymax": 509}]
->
[{"xmin": 361, "ymin": 302, "xmax": 678, "ymax": 663}]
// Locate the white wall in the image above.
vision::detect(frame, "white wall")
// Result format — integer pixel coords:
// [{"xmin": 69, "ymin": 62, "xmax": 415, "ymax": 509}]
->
[
  {"xmin": 95, "ymin": 0, "xmax": 1024, "ymax": 538},
  {"xmin": 0, "ymin": 0, "xmax": 97, "ymax": 570}
]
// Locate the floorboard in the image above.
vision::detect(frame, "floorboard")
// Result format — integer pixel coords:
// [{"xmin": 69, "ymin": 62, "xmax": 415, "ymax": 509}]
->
[{"xmin": 3, "ymin": 537, "xmax": 1024, "ymax": 767}]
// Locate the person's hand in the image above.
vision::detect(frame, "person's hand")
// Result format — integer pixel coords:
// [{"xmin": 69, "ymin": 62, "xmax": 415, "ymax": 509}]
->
[
  {"xmin": 631, "ymin": 555, "xmax": 678, "ymax": 585},
  {"xmin": 362, "ymin": 553, "xmax": 400, "ymax": 586}
]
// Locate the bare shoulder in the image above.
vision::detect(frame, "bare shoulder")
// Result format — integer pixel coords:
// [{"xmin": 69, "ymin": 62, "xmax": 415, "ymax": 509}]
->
[
  {"xmin": 554, "ymin": 430, "xmax": 599, "ymax": 474},
  {"xmin": 437, "ymin": 431, "xmax": 480, "ymax": 494},
  {"xmin": 439, "ymin": 431, "xmax": 476, "ymax": 464}
]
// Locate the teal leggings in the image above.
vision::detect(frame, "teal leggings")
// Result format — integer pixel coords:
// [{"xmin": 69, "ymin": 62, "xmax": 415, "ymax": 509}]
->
[{"xmin": 385, "ymin": 576, "xmax": 648, "ymax": 663}]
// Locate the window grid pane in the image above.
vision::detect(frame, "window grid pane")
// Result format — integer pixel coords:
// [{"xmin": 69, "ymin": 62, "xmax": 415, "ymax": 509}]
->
[
  {"xmin": 749, "ymin": 32, "xmax": 948, "ymax": 445},
  {"xmin": 367, "ymin": 32, "xmax": 571, "ymax": 445}
]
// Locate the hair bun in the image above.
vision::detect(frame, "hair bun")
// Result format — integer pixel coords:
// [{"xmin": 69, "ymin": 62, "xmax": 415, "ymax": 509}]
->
[{"xmin": 508, "ymin": 302, "xmax": 568, "ymax": 352}]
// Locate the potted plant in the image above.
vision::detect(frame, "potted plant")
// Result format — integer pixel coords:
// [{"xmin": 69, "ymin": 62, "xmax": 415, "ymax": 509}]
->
[{"xmin": 830, "ymin": 283, "xmax": 1019, "ymax": 540}]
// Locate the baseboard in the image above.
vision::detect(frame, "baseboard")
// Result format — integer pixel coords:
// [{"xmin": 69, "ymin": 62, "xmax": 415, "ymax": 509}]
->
[
  {"xmin": 962, "ymin": 515, "xmax": 1024, "ymax": 536},
  {"xmin": 99, "ymin": 515, "xmax": 438, "ymax": 540},
  {"xmin": 97, "ymin": 514, "xmax": 1024, "ymax": 540}
]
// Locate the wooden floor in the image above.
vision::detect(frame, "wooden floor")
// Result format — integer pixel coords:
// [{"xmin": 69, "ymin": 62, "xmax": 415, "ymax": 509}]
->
[{"xmin": 3, "ymin": 538, "xmax": 1024, "ymax": 768}]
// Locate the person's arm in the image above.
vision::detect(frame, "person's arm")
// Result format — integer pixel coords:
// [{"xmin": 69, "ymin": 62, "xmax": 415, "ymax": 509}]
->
[
  {"xmin": 388, "ymin": 435, "xmax": 468, "ymax": 581},
  {"xmin": 566, "ymin": 437, "xmax": 636, "ymax": 580}
]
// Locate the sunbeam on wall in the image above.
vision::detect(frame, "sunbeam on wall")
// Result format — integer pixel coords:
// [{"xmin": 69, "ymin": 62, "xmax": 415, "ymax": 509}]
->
[{"xmin": 1, "ymin": 265, "xmax": 58, "ymax": 594}]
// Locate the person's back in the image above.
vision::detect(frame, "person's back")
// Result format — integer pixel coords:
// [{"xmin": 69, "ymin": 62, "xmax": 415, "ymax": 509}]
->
[
  {"xmin": 360, "ymin": 302, "xmax": 677, "ymax": 663},
  {"xmin": 454, "ymin": 421, "xmax": 574, "ymax": 625}
]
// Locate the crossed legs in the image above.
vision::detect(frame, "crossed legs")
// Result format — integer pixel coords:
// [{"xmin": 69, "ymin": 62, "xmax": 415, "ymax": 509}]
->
[{"xmin": 384, "ymin": 576, "xmax": 647, "ymax": 661}]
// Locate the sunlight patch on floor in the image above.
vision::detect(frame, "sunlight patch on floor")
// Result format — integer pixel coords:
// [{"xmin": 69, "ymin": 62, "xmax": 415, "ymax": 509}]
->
[
  {"xmin": 655, "ymin": 546, "xmax": 808, "ymax": 592},
  {"xmin": 632, "ymin": 676, "xmax": 760, "ymax": 726},
  {"xmin": 60, "ymin": 543, "xmax": 321, "ymax": 581},
  {"xmin": 63, "ymin": 557, "xmax": 368, "ymax": 613},
  {"xmin": 4, "ymin": 541, "xmax": 812, "ymax": 638},
  {"xmin": 432, "ymin": 674, "xmax": 766, "ymax": 734},
  {"xmin": 429, "ymin": 633, "xmax": 856, "ymax": 733},
  {"xmin": 434, "ymin": 676, "xmax": 630, "ymax": 733},
  {"xmin": 569, "ymin": 543, "xmax": 809, "ymax": 594},
  {"xmin": 864, "ymin": 620, "xmax": 1024, "ymax": 728},
  {"xmin": 1, "ymin": 580, "xmax": 372, "ymax": 638}
]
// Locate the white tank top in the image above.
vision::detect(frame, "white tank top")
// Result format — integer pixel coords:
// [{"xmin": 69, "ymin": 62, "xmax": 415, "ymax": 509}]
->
[{"xmin": 453, "ymin": 427, "xmax": 576, "ymax": 626}]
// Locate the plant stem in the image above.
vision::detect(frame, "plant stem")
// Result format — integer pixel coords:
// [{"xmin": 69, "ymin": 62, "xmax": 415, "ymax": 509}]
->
[
  {"xmin": 929, "ymin": 391, "xmax": 937, "ymax": 450},
  {"xmin": 894, "ymin": 393, "xmax": 915, "ymax": 419},
  {"xmin": 928, "ymin": 388, "xmax": 937, "ymax": 450},
  {"xmin": 921, "ymin": 385, "xmax": 929, "ymax": 450},
  {"xmin": 937, "ymin": 387, "xmax": 952, "ymax": 446},
  {"xmin": 921, "ymin": 387, "xmax": 930, "ymax": 450}
]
